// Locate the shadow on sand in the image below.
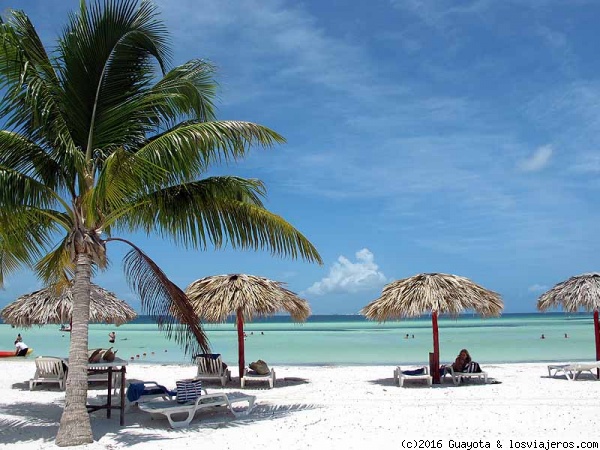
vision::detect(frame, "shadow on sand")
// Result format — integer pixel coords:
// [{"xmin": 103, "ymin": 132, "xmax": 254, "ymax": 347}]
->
[
  {"xmin": 0, "ymin": 395, "xmax": 319, "ymax": 446},
  {"xmin": 367, "ymin": 377, "xmax": 499, "ymax": 388}
]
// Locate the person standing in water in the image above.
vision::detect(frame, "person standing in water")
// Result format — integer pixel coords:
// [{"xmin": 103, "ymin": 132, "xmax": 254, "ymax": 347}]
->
[{"xmin": 108, "ymin": 331, "xmax": 116, "ymax": 343}]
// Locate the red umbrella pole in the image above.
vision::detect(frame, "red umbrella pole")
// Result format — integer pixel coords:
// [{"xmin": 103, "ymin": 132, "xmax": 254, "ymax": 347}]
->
[
  {"xmin": 236, "ymin": 309, "xmax": 245, "ymax": 379},
  {"xmin": 594, "ymin": 309, "xmax": 600, "ymax": 378},
  {"xmin": 432, "ymin": 310, "xmax": 440, "ymax": 384}
]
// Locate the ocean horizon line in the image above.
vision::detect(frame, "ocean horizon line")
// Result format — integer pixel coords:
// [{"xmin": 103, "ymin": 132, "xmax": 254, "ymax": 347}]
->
[{"xmin": 0, "ymin": 310, "xmax": 589, "ymax": 326}]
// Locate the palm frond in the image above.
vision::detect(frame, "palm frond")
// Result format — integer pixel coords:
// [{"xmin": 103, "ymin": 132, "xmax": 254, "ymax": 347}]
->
[
  {"xmin": 149, "ymin": 59, "xmax": 217, "ymax": 125},
  {"xmin": 91, "ymin": 120, "xmax": 285, "ymax": 211},
  {"xmin": 0, "ymin": 208, "xmax": 61, "ymax": 286},
  {"xmin": 106, "ymin": 175, "xmax": 264, "ymax": 227},
  {"xmin": 0, "ymin": 238, "xmax": 29, "ymax": 287},
  {"xmin": 0, "ymin": 131, "xmax": 70, "ymax": 191},
  {"xmin": 134, "ymin": 121, "xmax": 286, "ymax": 183},
  {"xmin": 110, "ymin": 177, "xmax": 321, "ymax": 263},
  {"xmin": 112, "ymin": 237, "xmax": 210, "ymax": 356},
  {"xmin": 59, "ymin": 0, "xmax": 170, "ymax": 153},
  {"xmin": 0, "ymin": 10, "xmax": 76, "ymax": 155},
  {"xmin": 34, "ymin": 237, "xmax": 76, "ymax": 286},
  {"xmin": 90, "ymin": 146, "xmax": 171, "ymax": 218},
  {"xmin": 0, "ymin": 166, "xmax": 68, "ymax": 212},
  {"xmin": 95, "ymin": 59, "xmax": 219, "ymax": 150}
]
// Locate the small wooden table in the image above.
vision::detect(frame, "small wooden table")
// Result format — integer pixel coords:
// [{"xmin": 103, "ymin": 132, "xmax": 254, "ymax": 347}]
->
[{"xmin": 63, "ymin": 357, "xmax": 128, "ymax": 426}]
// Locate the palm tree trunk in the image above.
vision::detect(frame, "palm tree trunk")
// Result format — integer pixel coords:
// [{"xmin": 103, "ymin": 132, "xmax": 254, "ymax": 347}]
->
[{"xmin": 55, "ymin": 253, "xmax": 93, "ymax": 446}]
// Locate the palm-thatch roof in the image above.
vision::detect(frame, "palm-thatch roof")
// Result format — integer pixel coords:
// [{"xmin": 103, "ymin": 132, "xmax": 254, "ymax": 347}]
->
[
  {"xmin": 537, "ymin": 273, "xmax": 600, "ymax": 312},
  {"xmin": 362, "ymin": 272, "xmax": 502, "ymax": 384},
  {"xmin": 361, "ymin": 273, "xmax": 503, "ymax": 321},
  {"xmin": 185, "ymin": 273, "xmax": 310, "ymax": 322},
  {"xmin": 1, "ymin": 283, "xmax": 137, "ymax": 327},
  {"xmin": 185, "ymin": 273, "xmax": 310, "ymax": 378}
]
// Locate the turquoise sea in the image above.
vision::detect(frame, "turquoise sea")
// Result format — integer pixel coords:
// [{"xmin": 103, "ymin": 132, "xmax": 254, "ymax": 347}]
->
[{"xmin": 0, "ymin": 313, "xmax": 597, "ymax": 366}]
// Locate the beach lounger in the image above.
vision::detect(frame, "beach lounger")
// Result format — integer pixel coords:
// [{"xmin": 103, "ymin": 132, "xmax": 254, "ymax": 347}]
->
[
  {"xmin": 195, "ymin": 354, "xmax": 232, "ymax": 386},
  {"xmin": 393, "ymin": 366, "xmax": 432, "ymax": 387},
  {"xmin": 442, "ymin": 366, "xmax": 488, "ymax": 385},
  {"xmin": 547, "ymin": 362, "xmax": 600, "ymax": 381},
  {"xmin": 138, "ymin": 392, "xmax": 255, "ymax": 428},
  {"xmin": 29, "ymin": 357, "xmax": 66, "ymax": 390},
  {"xmin": 241, "ymin": 367, "xmax": 276, "ymax": 388}
]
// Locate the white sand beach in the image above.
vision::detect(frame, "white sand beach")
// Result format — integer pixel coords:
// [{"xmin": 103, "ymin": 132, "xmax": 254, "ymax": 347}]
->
[{"xmin": 0, "ymin": 361, "xmax": 599, "ymax": 449}]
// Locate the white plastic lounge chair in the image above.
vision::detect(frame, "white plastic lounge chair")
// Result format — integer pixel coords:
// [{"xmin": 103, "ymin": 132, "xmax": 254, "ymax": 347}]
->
[
  {"xmin": 195, "ymin": 354, "xmax": 232, "ymax": 386},
  {"xmin": 393, "ymin": 366, "xmax": 432, "ymax": 387},
  {"xmin": 547, "ymin": 362, "xmax": 600, "ymax": 381},
  {"xmin": 442, "ymin": 366, "xmax": 488, "ymax": 385},
  {"xmin": 138, "ymin": 392, "xmax": 255, "ymax": 428},
  {"xmin": 30, "ymin": 357, "xmax": 66, "ymax": 390},
  {"xmin": 241, "ymin": 367, "xmax": 276, "ymax": 388}
]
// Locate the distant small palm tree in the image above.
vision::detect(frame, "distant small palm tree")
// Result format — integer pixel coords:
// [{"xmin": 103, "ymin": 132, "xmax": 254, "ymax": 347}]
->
[{"xmin": 0, "ymin": 0, "xmax": 321, "ymax": 446}]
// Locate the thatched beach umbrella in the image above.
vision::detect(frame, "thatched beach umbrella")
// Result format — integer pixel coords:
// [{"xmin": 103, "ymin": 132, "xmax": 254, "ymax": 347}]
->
[
  {"xmin": 1, "ymin": 282, "xmax": 137, "ymax": 327},
  {"xmin": 537, "ymin": 273, "xmax": 600, "ymax": 365},
  {"xmin": 361, "ymin": 273, "xmax": 503, "ymax": 383},
  {"xmin": 185, "ymin": 274, "xmax": 310, "ymax": 378}
]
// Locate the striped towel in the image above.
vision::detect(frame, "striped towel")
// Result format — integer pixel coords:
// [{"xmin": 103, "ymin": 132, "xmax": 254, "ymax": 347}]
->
[
  {"xmin": 176, "ymin": 379, "xmax": 203, "ymax": 403},
  {"xmin": 463, "ymin": 362, "xmax": 482, "ymax": 373}
]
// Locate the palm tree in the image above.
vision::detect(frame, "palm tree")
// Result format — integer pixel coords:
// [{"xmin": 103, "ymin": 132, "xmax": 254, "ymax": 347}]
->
[{"xmin": 0, "ymin": 1, "xmax": 322, "ymax": 446}]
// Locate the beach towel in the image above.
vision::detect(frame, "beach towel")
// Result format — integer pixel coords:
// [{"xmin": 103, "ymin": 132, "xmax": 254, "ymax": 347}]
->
[
  {"xmin": 126, "ymin": 382, "xmax": 175, "ymax": 402},
  {"xmin": 249, "ymin": 360, "xmax": 270, "ymax": 375},
  {"xmin": 463, "ymin": 362, "xmax": 482, "ymax": 373},
  {"xmin": 176, "ymin": 379, "xmax": 203, "ymax": 403},
  {"xmin": 402, "ymin": 368, "xmax": 426, "ymax": 376}
]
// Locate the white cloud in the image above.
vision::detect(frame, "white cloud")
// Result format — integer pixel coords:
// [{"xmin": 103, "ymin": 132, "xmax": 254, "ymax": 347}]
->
[
  {"xmin": 159, "ymin": 0, "xmax": 373, "ymax": 101},
  {"xmin": 528, "ymin": 284, "xmax": 548, "ymax": 292},
  {"xmin": 518, "ymin": 145, "xmax": 553, "ymax": 172},
  {"xmin": 304, "ymin": 249, "xmax": 387, "ymax": 295}
]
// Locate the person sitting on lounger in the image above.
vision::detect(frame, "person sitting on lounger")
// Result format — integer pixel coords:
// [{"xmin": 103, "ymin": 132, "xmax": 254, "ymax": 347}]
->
[
  {"xmin": 452, "ymin": 349, "xmax": 471, "ymax": 371},
  {"xmin": 440, "ymin": 348, "xmax": 481, "ymax": 375}
]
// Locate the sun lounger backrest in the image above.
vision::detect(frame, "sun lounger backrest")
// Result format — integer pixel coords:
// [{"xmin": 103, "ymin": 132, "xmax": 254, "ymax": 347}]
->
[
  {"xmin": 194, "ymin": 354, "xmax": 231, "ymax": 386},
  {"xmin": 196, "ymin": 354, "xmax": 223, "ymax": 375},
  {"xmin": 36, "ymin": 357, "xmax": 65, "ymax": 378},
  {"xmin": 30, "ymin": 357, "xmax": 66, "ymax": 390}
]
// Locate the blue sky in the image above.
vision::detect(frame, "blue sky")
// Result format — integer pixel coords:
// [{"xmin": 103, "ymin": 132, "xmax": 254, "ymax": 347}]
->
[{"xmin": 1, "ymin": 0, "xmax": 599, "ymax": 315}]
